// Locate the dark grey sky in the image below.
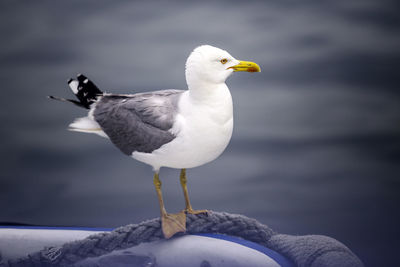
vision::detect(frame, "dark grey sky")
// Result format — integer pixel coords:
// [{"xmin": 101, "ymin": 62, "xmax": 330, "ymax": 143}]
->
[{"xmin": 1, "ymin": 1, "xmax": 399, "ymax": 266}]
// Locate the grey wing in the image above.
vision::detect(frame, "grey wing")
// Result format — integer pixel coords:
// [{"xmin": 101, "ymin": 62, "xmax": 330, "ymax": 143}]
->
[{"xmin": 93, "ymin": 89, "xmax": 183, "ymax": 155}]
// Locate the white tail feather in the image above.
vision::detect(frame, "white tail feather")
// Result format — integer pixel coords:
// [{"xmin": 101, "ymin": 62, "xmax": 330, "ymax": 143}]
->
[{"xmin": 69, "ymin": 117, "xmax": 108, "ymax": 138}]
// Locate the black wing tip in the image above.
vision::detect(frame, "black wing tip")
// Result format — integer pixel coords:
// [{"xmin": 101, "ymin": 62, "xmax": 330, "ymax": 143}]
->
[
  {"xmin": 48, "ymin": 95, "xmax": 66, "ymax": 102},
  {"xmin": 64, "ymin": 73, "xmax": 102, "ymax": 109},
  {"xmin": 48, "ymin": 95, "xmax": 63, "ymax": 100},
  {"xmin": 77, "ymin": 73, "xmax": 87, "ymax": 82},
  {"xmin": 47, "ymin": 95, "xmax": 88, "ymax": 108}
]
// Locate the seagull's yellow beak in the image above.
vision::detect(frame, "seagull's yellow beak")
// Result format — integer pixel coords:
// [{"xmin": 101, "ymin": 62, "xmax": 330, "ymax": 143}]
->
[{"xmin": 229, "ymin": 60, "xmax": 261, "ymax": 72}]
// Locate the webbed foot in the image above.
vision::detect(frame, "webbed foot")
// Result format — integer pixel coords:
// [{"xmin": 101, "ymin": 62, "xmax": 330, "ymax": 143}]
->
[{"xmin": 161, "ymin": 210, "xmax": 186, "ymax": 238}]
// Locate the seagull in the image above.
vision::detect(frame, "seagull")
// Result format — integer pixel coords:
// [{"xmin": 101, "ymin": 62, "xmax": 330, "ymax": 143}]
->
[{"xmin": 49, "ymin": 45, "xmax": 260, "ymax": 238}]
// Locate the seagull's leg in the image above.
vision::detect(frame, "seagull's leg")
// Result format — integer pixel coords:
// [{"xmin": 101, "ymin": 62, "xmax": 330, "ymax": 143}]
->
[
  {"xmin": 153, "ymin": 172, "xmax": 186, "ymax": 238},
  {"xmin": 180, "ymin": 168, "xmax": 208, "ymax": 215}
]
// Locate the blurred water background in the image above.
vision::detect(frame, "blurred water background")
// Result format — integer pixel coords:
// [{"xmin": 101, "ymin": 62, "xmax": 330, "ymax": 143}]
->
[{"xmin": 1, "ymin": 1, "xmax": 399, "ymax": 266}]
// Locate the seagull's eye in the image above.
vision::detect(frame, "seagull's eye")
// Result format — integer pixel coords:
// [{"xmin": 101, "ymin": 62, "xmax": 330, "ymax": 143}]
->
[{"xmin": 220, "ymin": 58, "xmax": 228, "ymax": 64}]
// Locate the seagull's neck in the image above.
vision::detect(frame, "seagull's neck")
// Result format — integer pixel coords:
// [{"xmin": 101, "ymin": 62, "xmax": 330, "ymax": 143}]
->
[
  {"xmin": 187, "ymin": 80, "xmax": 230, "ymax": 105},
  {"xmin": 183, "ymin": 80, "xmax": 233, "ymax": 125}
]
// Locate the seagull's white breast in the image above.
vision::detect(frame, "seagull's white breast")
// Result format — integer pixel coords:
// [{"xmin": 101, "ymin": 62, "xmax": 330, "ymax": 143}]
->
[{"xmin": 132, "ymin": 84, "xmax": 233, "ymax": 171}]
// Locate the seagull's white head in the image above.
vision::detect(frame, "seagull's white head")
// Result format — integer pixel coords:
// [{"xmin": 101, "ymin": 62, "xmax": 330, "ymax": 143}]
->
[{"xmin": 185, "ymin": 45, "xmax": 260, "ymax": 88}]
